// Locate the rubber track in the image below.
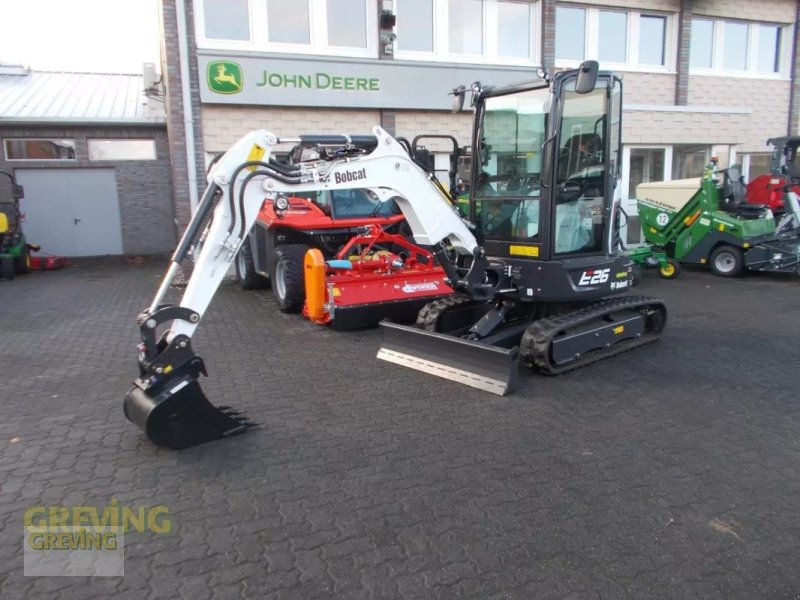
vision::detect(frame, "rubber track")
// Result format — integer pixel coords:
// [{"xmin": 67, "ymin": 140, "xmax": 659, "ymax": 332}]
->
[
  {"xmin": 520, "ymin": 295, "xmax": 667, "ymax": 376},
  {"xmin": 415, "ymin": 294, "xmax": 475, "ymax": 330}
]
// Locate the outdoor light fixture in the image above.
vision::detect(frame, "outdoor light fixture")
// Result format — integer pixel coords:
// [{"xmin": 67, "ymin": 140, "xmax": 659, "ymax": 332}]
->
[{"xmin": 380, "ymin": 0, "xmax": 396, "ymax": 28}]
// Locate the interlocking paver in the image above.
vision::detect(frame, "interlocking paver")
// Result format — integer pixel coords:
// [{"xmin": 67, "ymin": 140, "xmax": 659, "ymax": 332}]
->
[{"xmin": 2, "ymin": 257, "xmax": 800, "ymax": 598}]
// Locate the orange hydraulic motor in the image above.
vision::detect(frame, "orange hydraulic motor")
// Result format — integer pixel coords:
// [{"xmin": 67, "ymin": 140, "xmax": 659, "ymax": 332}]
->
[{"xmin": 303, "ymin": 248, "xmax": 329, "ymax": 324}]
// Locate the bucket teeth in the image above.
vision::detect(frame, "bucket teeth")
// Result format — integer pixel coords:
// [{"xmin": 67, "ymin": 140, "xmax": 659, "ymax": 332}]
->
[{"xmin": 124, "ymin": 376, "xmax": 257, "ymax": 449}]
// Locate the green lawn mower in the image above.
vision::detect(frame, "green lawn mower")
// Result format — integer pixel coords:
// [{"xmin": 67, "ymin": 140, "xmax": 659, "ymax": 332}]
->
[
  {"xmin": 636, "ymin": 162, "xmax": 800, "ymax": 277},
  {"xmin": 0, "ymin": 171, "xmax": 35, "ymax": 280}
]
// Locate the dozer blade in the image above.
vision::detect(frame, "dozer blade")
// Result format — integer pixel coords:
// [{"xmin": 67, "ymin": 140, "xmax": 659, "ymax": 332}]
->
[
  {"xmin": 377, "ymin": 320, "xmax": 520, "ymax": 396},
  {"xmin": 123, "ymin": 375, "xmax": 254, "ymax": 449}
]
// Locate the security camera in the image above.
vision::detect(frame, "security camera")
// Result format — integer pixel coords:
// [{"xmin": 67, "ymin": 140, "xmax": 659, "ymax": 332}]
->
[{"xmin": 381, "ymin": 32, "xmax": 397, "ymax": 43}]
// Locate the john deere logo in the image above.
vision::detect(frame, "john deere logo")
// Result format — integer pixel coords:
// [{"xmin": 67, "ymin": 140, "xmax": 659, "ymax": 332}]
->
[{"xmin": 207, "ymin": 61, "xmax": 243, "ymax": 94}]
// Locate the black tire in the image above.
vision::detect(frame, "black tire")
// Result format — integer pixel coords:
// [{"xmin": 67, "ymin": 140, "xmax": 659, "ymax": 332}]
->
[
  {"xmin": 709, "ymin": 245, "xmax": 744, "ymax": 277},
  {"xmin": 14, "ymin": 248, "xmax": 30, "ymax": 275},
  {"xmin": 657, "ymin": 258, "xmax": 681, "ymax": 279},
  {"xmin": 1, "ymin": 256, "xmax": 15, "ymax": 280},
  {"xmin": 235, "ymin": 237, "xmax": 269, "ymax": 290},
  {"xmin": 272, "ymin": 244, "xmax": 308, "ymax": 313}
]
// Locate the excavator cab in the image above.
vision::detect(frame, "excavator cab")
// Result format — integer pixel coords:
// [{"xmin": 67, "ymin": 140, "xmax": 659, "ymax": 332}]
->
[
  {"xmin": 379, "ymin": 64, "xmax": 665, "ymax": 394},
  {"xmin": 469, "ymin": 70, "xmax": 621, "ymax": 268}
]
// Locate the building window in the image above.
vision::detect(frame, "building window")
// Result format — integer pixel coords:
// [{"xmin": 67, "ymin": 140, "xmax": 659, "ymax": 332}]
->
[
  {"xmin": 722, "ymin": 21, "xmax": 748, "ymax": 71},
  {"xmin": 327, "ymin": 0, "xmax": 367, "ymax": 48},
  {"xmin": 555, "ymin": 6, "xmax": 671, "ymax": 70},
  {"xmin": 672, "ymin": 145, "xmax": 710, "ymax": 180},
  {"xmin": 196, "ymin": 0, "xmax": 377, "ymax": 57},
  {"xmin": 267, "ymin": 0, "xmax": 310, "ymax": 44},
  {"xmin": 555, "ymin": 6, "xmax": 585, "ymax": 61},
  {"xmin": 598, "ymin": 11, "xmax": 626, "ymax": 63},
  {"xmin": 397, "ymin": 0, "xmax": 434, "ymax": 52},
  {"xmin": 638, "ymin": 15, "xmax": 666, "ymax": 66},
  {"xmin": 497, "ymin": 1, "xmax": 532, "ymax": 58},
  {"xmin": 689, "ymin": 19, "xmax": 713, "ymax": 68},
  {"xmin": 396, "ymin": 0, "xmax": 540, "ymax": 65},
  {"xmin": 449, "ymin": 0, "xmax": 483, "ymax": 54},
  {"xmin": 743, "ymin": 154, "xmax": 771, "ymax": 182},
  {"xmin": 689, "ymin": 18, "xmax": 788, "ymax": 76},
  {"xmin": 628, "ymin": 148, "xmax": 666, "ymax": 198},
  {"xmin": 203, "ymin": 0, "xmax": 250, "ymax": 41},
  {"xmin": 4, "ymin": 139, "xmax": 76, "ymax": 161},
  {"xmin": 87, "ymin": 139, "xmax": 156, "ymax": 161}
]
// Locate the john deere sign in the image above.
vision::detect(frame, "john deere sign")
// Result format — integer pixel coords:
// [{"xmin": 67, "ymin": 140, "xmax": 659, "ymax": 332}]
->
[
  {"xmin": 256, "ymin": 72, "xmax": 379, "ymax": 92},
  {"xmin": 198, "ymin": 52, "xmax": 532, "ymax": 110}
]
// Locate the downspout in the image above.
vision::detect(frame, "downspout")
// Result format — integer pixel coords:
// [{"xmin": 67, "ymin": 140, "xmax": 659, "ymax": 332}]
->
[
  {"xmin": 175, "ymin": 0, "xmax": 199, "ymax": 214},
  {"xmin": 788, "ymin": 1, "xmax": 800, "ymax": 136}
]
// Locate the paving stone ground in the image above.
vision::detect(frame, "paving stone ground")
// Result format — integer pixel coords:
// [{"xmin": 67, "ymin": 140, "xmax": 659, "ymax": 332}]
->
[{"xmin": 1, "ymin": 257, "xmax": 800, "ymax": 599}]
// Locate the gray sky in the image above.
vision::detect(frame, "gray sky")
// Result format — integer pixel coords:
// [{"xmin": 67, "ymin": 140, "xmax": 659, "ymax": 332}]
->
[{"xmin": 0, "ymin": 0, "xmax": 161, "ymax": 73}]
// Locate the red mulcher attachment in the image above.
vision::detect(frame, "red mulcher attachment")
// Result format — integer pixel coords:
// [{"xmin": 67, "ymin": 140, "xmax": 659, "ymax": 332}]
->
[
  {"xmin": 29, "ymin": 254, "xmax": 68, "ymax": 270},
  {"xmin": 303, "ymin": 225, "xmax": 454, "ymax": 329}
]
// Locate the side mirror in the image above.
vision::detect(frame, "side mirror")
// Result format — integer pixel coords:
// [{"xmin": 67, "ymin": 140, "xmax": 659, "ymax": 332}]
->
[
  {"xmin": 557, "ymin": 181, "xmax": 583, "ymax": 201},
  {"xmin": 451, "ymin": 85, "xmax": 466, "ymax": 114},
  {"xmin": 575, "ymin": 60, "xmax": 599, "ymax": 94},
  {"xmin": 12, "ymin": 184, "xmax": 23, "ymax": 199}
]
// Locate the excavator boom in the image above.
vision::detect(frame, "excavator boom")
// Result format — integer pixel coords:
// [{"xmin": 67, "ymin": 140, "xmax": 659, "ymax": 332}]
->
[{"xmin": 124, "ymin": 127, "xmax": 484, "ymax": 448}]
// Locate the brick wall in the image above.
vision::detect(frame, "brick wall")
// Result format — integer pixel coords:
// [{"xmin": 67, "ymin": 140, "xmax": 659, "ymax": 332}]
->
[
  {"xmin": 0, "ymin": 125, "xmax": 175, "ymax": 255},
  {"xmin": 558, "ymin": 0, "xmax": 679, "ymax": 12},
  {"xmin": 693, "ymin": 0, "xmax": 795, "ymax": 22},
  {"xmin": 623, "ymin": 109, "xmax": 746, "ymax": 145},
  {"xmin": 622, "ymin": 72, "xmax": 677, "ymax": 104},
  {"xmin": 201, "ymin": 106, "xmax": 383, "ymax": 153},
  {"xmin": 688, "ymin": 76, "xmax": 791, "ymax": 151},
  {"xmin": 159, "ymin": 0, "xmax": 206, "ymax": 230},
  {"xmin": 394, "ymin": 112, "xmax": 474, "ymax": 151}
]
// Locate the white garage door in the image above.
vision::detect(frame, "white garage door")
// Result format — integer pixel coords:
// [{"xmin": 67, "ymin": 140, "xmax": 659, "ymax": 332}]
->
[{"xmin": 15, "ymin": 168, "xmax": 123, "ymax": 257}]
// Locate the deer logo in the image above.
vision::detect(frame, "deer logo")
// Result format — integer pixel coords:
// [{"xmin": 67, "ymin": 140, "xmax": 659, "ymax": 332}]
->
[{"xmin": 207, "ymin": 61, "xmax": 243, "ymax": 94}]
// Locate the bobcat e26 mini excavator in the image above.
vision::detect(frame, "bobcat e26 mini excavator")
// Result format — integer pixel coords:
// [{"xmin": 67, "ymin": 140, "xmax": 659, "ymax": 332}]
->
[{"xmin": 124, "ymin": 62, "xmax": 667, "ymax": 448}]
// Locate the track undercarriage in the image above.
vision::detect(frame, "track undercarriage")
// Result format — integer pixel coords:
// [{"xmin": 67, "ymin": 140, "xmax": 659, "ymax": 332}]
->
[{"xmin": 379, "ymin": 293, "xmax": 667, "ymax": 395}]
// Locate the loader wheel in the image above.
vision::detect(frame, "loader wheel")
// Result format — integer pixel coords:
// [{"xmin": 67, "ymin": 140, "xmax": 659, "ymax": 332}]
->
[
  {"xmin": 272, "ymin": 244, "xmax": 308, "ymax": 313},
  {"xmin": 14, "ymin": 248, "xmax": 31, "ymax": 275},
  {"xmin": 709, "ymin": 245, "xmax": 743, "ymax": 277},
  {"xmin": 235, "ymin": 238, "xmax": 269, "ymax": 290},
  {"xmin": 1, "ymin": 256, "xmax": 15, "ymax": 280},
  {"xmin": 658, "ymin": 258, "xmax": 680, "ymax": 279}
]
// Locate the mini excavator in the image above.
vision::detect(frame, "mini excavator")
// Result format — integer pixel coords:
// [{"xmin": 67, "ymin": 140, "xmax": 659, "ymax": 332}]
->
[{"xmin": 124, "ymin": 62, "xmax": 667, "ymax": 448}]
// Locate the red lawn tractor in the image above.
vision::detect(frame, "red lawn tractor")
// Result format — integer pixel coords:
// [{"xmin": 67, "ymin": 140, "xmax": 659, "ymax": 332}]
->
[{"xmin": 746, "ymin": 136, "xmax": 800, "ymax": 215}]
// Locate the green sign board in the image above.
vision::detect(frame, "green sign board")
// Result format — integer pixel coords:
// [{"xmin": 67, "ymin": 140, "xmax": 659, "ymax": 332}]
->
[{"xmin": 207, "ymin": 61, "xmax": 243, "ymax": 95}]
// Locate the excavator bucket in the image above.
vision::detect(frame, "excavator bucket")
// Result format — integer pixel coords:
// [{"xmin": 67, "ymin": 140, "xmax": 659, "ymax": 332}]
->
[
  {"xmin": 124, "ymin": 375, "xmax": 254, "ymax": 450},
  {"xmin": 377, "ymin": 320, "xmax": 520, "ymax": 395}
]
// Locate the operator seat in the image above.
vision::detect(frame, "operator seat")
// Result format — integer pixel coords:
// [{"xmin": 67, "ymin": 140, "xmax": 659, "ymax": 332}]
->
[{"xmin": 721, "ymin": 166, "xmax": 768, "ymax": 219}]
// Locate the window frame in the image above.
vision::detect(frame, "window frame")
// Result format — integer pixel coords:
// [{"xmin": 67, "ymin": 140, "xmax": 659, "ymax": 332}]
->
[
  {"xmin": 394, "ymin": 0, "xmax": 542, "ymax": 66},
  {"xmin": 87, "ymin": 139, "xmax": 157, "ymax": 162},
  {"xmin": 689, "ymin": 17, "xmax": 792, "ymax": 79},
  {"xmin": 554, "ymin": 5, "xmax": 676, "ymax": 73},
  {"xmin": 194, "ymin": 0, "xmax": 379, "ymax": 58},
  {"xmin": 3, "ymin": 138, "xmax": 77, "ymax": 162}
]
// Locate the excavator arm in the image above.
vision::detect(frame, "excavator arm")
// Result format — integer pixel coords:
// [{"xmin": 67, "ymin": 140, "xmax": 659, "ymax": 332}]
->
[{"xmin": 124, "ymin": 126, "xmax": 485, "ymax": 448}]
